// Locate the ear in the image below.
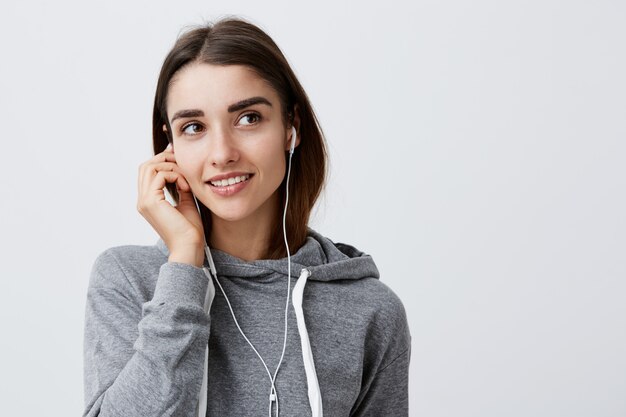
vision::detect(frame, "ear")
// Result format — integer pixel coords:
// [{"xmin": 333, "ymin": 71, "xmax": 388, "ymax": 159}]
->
[
  {"xmin": 163, "ymin": 124, "xmax": 173, "ymax": 145},
  {"xmin": 284, "ymin": 105, "xmax": 302, "ymax": 151}
]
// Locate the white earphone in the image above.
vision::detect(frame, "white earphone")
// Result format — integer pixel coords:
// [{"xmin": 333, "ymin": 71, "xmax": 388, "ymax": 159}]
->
[{"xmin": 289, "ymin": 125, "xmax": 297, "ymax": 154}]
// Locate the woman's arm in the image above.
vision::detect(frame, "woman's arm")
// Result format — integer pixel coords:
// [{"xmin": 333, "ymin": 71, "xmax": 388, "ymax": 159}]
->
[
  {"xmin": 83, "ymin": 249, "xmax": 211, "ymax": 417},
  {"xmin": 349, "ymin": 283, "xmax": 412, "ymax": 417},
  {"xmin": 349, "ymin": 346, "xmax": 411, "ymax": 416}
]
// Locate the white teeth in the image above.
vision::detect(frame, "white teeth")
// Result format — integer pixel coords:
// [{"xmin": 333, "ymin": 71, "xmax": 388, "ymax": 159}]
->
[{"xmin": 210, "ymin": 174, "xmax": 250, "ymax": 187}]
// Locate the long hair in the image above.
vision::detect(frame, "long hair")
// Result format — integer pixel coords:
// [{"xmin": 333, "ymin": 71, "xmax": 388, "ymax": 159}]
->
[{"xmin": 152, "ymin": 17, "xmax": 328, "ymax": 259}]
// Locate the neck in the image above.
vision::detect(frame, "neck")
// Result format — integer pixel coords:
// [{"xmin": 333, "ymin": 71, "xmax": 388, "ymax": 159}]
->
[{"xmin": 208, "ymin": 193, "xmax": 280, "ymax": 261}]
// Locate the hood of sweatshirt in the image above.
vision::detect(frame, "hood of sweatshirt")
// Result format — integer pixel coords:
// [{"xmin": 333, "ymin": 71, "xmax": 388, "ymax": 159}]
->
[
  {"xmin": 155, "ymin": 227, "xmax": 380, "ymax": 417},
  {"xmin": 155, "ymin": 227, "xmax": 380, "ymax": 283}
]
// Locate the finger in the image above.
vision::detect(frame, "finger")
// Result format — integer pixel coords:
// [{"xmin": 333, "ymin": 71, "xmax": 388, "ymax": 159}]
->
[
  {"xmin": 153, "ymin": 162, "xmax": 190, "ymax": 192},
  {"xmin": 138, "ymin": 150, "xmax": 178, "ymax": 185},
  {"xmin": 175, "ymin": 173, "xmax": 191, "ymax": 192},
  {"xmin": 138, "ymin": 171, "xmax": 188, "ymax": 216},
  {"xmin": 159, "ymin": 149, "xmax": 175, "ymax": 159},
  {"xmin": 150, "ymin": 150, "xmax": 177, "ymax": 164},
  {"xmin": 150, "ymin": 161, "xmax": 182, "ymax": 174},
  {"xmin": 139, "ymin": 161, "xmax": 181, "ymax": 196},
  {"xmin": 176, "ymin": 188, "xmax": 204, "ymax": 229},
  {"xmin": 177, "ymin": 185, "xmax": 195, "ymax": 200},
  {"xmin": 139, "ymin": 148, "xmax": 177, "ymax": 175},
  {"xmin": 147, "ymin": 170, "xmax": 188, "ymax": 197},
  {"xmin": 177, "ymin": 185, "xmax": 196, "ymax": 206}
]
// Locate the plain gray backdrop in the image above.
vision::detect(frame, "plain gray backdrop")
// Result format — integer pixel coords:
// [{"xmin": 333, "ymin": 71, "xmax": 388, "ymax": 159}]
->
[{"xmin": 1, "ymin": 0, "xmax": 624, "ymax": 416}]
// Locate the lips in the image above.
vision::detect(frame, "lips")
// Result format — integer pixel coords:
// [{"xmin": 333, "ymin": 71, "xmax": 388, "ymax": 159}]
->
[
  {"xmin": 206, "ymin": 173, "xmax": 254, "ymax": 197},
  {"xmin": 206, "ymin": 173, "xmax": 254, "ymax": 187},
  {"xmin": 209, "ymin": 174, "xmax": 250, "ymax": 187}
]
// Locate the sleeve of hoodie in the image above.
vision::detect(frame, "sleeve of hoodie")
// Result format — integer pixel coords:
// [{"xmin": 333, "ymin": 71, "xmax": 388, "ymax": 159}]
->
[
  {"xmin": 83, "ymin": 248, "xmax": 211, "ymax": 417},
  {"xmin": 350, "ymin": 284, "xmax": 412, "ymax": 417}
]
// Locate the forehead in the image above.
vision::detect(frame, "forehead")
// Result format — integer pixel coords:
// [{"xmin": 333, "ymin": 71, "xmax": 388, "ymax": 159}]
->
[{"xmin": 166, "ymin": 63, "xmax": 279, "ymax": 115}]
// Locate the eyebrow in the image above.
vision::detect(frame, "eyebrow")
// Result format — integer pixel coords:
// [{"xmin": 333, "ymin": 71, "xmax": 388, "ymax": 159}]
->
[
  {"xmin": 228, "ymin": 96, "xmax": 272, "ymax": 113},
  {"xmin": 169, "ymin": 96, "xmax": 273, "ymax": 124},
  {"xmin": 169, "ymin": 109, "xmax": 203, "ymax": 124}
]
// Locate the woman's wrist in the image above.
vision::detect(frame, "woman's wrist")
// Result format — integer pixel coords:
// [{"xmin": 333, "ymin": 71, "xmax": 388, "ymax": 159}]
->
[{"xmin": 168, "ymin": 248, "xmax": 205, "ymax": 268}]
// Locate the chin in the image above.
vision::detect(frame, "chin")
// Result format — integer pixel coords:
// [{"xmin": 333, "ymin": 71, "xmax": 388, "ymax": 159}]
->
[
  {"xmin": 214, "ymin": 215, "xmax": 244, "ymax": 223},
  {"xmin": 210, "ymin": 208, "xmax": 252, "ymax": 223}
]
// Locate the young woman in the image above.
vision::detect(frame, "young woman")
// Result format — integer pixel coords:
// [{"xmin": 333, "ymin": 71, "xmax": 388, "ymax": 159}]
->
[{"xmin": 83, "ymin": 17, "xmax": 411, "ymax": 417}]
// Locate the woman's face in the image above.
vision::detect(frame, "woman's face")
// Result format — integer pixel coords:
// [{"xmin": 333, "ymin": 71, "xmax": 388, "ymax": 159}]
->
[{"xmin": 165, "ymin": 63, "xmax": 295, "ymax": 226}]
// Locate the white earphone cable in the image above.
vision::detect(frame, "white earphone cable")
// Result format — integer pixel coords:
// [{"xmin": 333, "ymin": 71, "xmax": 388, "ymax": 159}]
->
[
  {"xmin": 195, "ymin": 127, "xmax": 297, "ymax": 417},
  {"xmin": 272, "ymin": 131, "xmax": 296, "ymax": 417}
]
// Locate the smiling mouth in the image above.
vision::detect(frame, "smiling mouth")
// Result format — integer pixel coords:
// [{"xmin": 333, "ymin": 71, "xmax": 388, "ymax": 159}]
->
[{"xmin": 207, "ymin": 173, "xmax": 254, "ymax": 188}]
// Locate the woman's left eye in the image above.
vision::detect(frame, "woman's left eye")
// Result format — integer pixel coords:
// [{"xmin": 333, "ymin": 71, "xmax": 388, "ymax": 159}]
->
[{"xmin": 238, "ymin": 113, "xmax": 261, "ymax": 126}]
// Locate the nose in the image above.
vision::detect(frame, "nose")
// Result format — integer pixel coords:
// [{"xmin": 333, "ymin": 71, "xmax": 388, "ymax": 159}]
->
[{"xmin": 207, "ymin": 127, "xmax": 240, "ymax": 167}]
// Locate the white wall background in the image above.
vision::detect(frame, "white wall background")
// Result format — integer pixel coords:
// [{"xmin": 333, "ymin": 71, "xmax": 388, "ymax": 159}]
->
[{"xmin": 1, "ymin": 0, "xmax": 624, "ymax": 416}]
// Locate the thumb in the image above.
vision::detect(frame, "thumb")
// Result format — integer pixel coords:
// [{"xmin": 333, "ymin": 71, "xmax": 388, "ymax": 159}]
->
[{"xmin": 177, "ymin": 188, "xmax": 204, "ymax": 229}]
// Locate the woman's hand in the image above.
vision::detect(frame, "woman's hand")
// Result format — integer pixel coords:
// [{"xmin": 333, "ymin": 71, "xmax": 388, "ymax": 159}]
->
[{"xmin": 137, "ymin": 144, "xmax": 205, "ymax": 267}]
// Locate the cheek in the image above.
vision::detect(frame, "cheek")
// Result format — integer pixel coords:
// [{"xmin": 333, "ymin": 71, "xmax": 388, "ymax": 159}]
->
[
  {"xmin": 258, "ymin": 142, "xmax": 286, "ymax": 177},
  {"xmin": 173, "ymin": 150, "xmax": 203, "ymax": 182}
]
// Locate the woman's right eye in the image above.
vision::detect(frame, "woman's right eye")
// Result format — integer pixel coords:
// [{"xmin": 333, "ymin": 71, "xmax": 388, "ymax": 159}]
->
[{"xmin": 181, "ymin": 122, "xmax": 204, "ymax": 136}]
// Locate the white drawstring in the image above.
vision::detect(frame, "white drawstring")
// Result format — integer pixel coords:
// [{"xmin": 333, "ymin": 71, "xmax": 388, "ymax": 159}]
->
[
  {"xmin": 196, "ymin": 268, "xmax": 215, "ymax": 417},
  {"xmin": 292, "ymin": 268, "xmax": 324, "ymax": 417}
]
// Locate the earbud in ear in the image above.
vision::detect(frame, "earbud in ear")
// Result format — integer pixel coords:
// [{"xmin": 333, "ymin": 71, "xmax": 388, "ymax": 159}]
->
[{"xmin": 289, "ymin": 126, "xmax": 297, "ymax": 155}]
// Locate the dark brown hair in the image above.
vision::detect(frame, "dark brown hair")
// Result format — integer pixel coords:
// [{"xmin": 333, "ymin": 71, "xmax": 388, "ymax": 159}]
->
[{"xmin": 152, "ymin": 17, "xmax": 328, "ymax": 259}]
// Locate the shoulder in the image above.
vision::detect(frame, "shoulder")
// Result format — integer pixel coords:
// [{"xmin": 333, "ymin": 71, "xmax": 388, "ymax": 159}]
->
[
  {"xmin": 89, "ymin": 241, "xmax": 167, "ymax": 301},
  {"xmin": 353, "ymin": 277, "xmax": 411, "ymax": 371},
  {"xmin": 318, "ymin": 276, "xmax": 410, "ymax": 349},
  {"xmin": 307, "ymin": 229, "xmax": 410, "ymax": 348},
  {"xmin": 353, "ymin": 277, "xmax": 410, "ymax": 339},
  {"xmin": 313, "ymin": 275, "xmax": 411, "ymax": 377}
]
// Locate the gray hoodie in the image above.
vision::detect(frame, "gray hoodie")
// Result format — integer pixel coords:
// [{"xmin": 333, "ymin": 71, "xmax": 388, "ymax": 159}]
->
[{"xmin": 83, "ymin": 228, "xmax": 411, "ymax": 416}]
